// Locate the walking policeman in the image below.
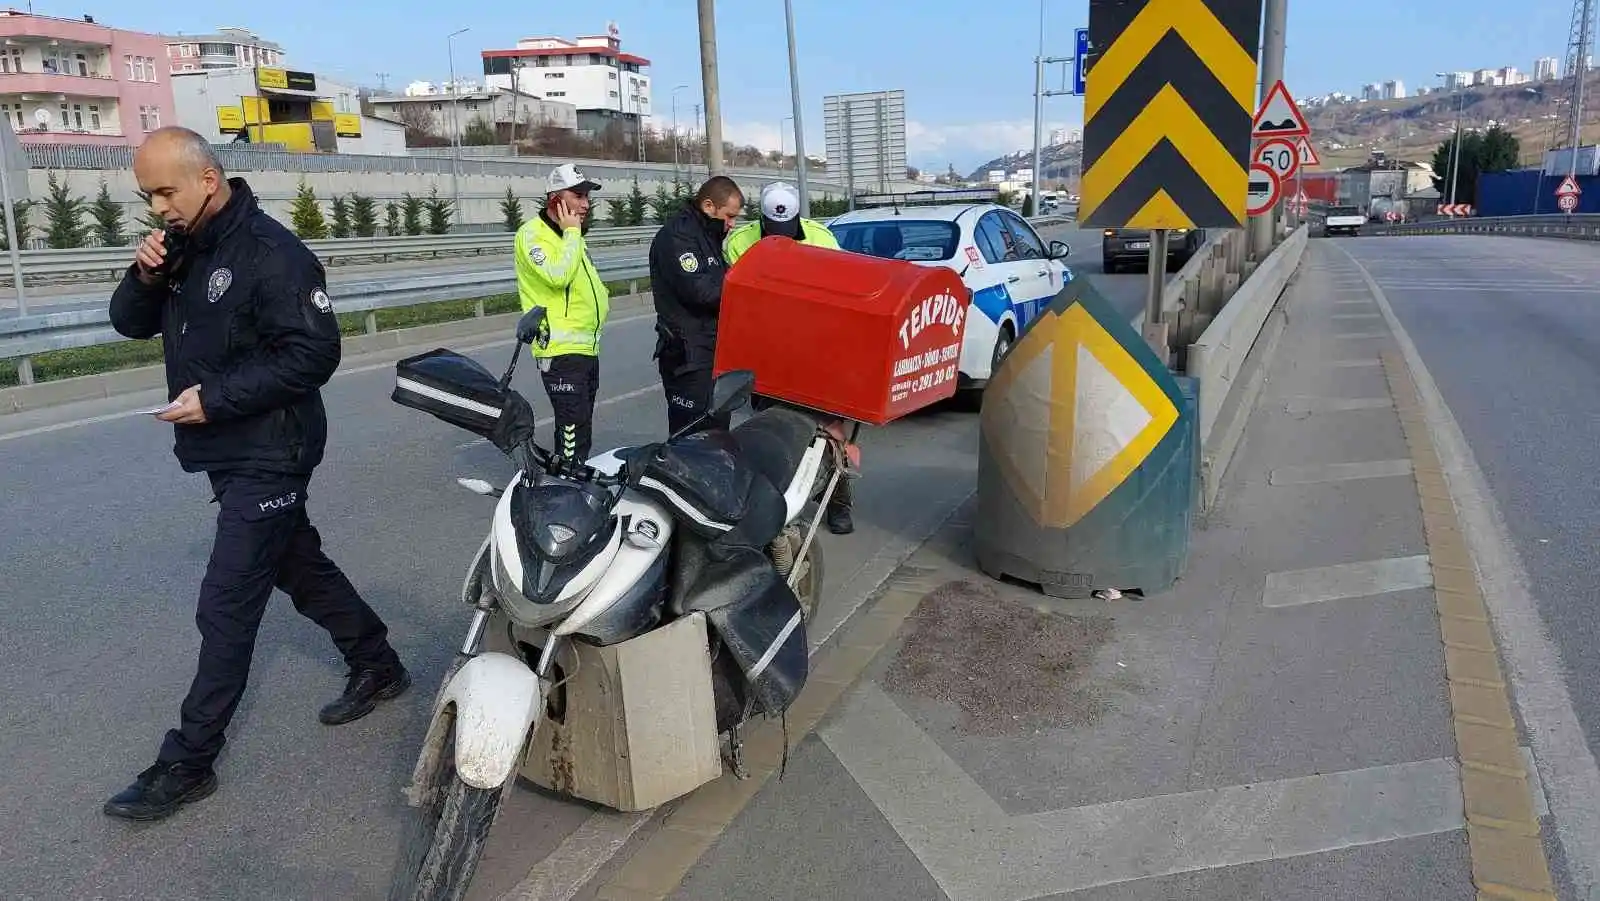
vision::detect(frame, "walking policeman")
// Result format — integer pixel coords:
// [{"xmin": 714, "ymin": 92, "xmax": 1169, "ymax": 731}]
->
[
  {"xmin": 723, "ymin": 183, "xmax": 856, "ymax": 535},
  {"xmin": 103, "ymin": 127, "xmax": 408, "ymax": 821},
  {"xmin": 515, "ymin": 163, "xmax": 610, "ymax": 463}
]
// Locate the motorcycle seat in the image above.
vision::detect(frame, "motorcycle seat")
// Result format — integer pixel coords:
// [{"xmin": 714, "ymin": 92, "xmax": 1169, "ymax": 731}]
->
[{"xmin": 730, "ymin": 406, "xmax": 818, "ymax": 497}]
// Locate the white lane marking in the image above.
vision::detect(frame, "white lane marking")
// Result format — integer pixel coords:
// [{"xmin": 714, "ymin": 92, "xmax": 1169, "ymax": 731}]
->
[
  {"xmin": 821, "ymin": 682, "xmax": 1468, "ymax": 901},
  {"xmin": 1269, "ymin": 459, "xmax": 1414, "ymax": 486},
  {"xmin": 0, "ymin": 314, "xmax": 655, "ymax": 444},
  {"xmin": 1262, "ymin": 555, "xmax": 1434, "ymax": 608},
  {"xmin": 1336, "ymin": 242, "xmax": 1600, "ymax": 896}
]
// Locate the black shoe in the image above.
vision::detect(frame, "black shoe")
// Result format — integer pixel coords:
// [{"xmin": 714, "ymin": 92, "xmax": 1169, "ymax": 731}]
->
[
  {"xmin": 825, "ymin": 505, "xmax": 854, "ymax": 535},
  {"xmin": 319, "ymin": 664, "xmax": 411, "ymax": 725},
  {"xmin": 103, "ymin": 762, "xmax": 218, "ymax": 821}
]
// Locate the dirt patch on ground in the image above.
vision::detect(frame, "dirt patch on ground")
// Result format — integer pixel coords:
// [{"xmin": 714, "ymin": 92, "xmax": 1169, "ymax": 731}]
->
[{"xmin": 881, "ymin": 579, "xmax": 1115, "ymax": 737}]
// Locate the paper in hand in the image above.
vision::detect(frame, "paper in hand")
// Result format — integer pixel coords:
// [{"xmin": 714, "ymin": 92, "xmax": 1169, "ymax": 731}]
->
[{"xmin": 139, "ymin": 399, "xmax": 183, "ymax": 416}]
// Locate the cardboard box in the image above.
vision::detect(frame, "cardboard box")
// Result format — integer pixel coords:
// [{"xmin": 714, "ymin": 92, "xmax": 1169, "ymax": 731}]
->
[{"xmin": 714, "ymin": 236, "xmax": 972, "ymax": 425}]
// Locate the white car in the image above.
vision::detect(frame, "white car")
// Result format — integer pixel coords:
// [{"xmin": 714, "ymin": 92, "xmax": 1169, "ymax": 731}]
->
[{"xmin": 826, "ymin": 203, "xmax": 1075, "ymax": 391}]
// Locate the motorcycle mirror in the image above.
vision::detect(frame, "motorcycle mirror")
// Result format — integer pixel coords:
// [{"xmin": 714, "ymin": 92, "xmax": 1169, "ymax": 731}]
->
[
  {"xmin": 456, "ymin": 477, "xmax": 502, "ymax": 498},
  {"xmin": 515, "ymin": 306, "xmax": 550, "ymax": 348},
  {"xmin": 709, "ymin": 369, "xmax": 755, "ymax": 417}
]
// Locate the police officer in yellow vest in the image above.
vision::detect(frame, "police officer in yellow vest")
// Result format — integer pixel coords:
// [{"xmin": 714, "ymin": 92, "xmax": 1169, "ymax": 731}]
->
[
  {"xmin": 723, "ymin": 182, "xmax": 856, "ymax": 534},
  {"xmin": 723, "ymin": 181, "xmax": 839, "ymax": 265},
  {"xmin": 515, "ymin": 163, "xmax": 610, "ymax": 463}
]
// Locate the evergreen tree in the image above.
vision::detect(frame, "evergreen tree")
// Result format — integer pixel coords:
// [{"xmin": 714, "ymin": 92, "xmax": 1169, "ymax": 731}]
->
[
  {"xmin": 350, "ymin": 193, "xmax": 378, "ymax": 237},
  {"xmin": 138, "ymin": 203, "xmax": 164, "ymax": 232},
  {"xmin": 606, "ymin": 198, "xmax": 629, "ymax": 227},
  {"xmin": 401, "ymin": 192, "xmax": 424, "ymax": 235},
  {"xmin": 423, "ymin": 185, "xmax": 453, "ymax": 235},
  {"xmin": 500, "ymin": 186, "xmax": 524, "ymax": 232},
  {"xmin": 91, "ymin": 179, "xmax": 126, "ymax": 247},
  {"xmin": 648, "ymin": 183, "xmax": 678, "ymax": 224},
  {"xmin": 0, "ymin": 200, "xmax": 32, "ymax": 251},
  {"xmin": 384, "ymin": 201, "xmax": 402, "ymax": 236},
  {"xmin": 625, "ymin": 177, "xmax": 648, "ymax": 226},
  {"xmin": 42, "ymin": 170, "xmax": 89, "ymax": 249},
  {"xmin": 289, "ymin": 181, "xmax": 328, "ymax": 239},
  {"xmin": 329, "ymin": 194, "xmax": 351, "ymax": 238}
]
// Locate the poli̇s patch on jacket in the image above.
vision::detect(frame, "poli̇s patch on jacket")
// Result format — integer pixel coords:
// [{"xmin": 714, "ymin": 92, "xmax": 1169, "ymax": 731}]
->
[
  {"xmin": 529, "ymin": 246, "xmax": 547, "ymax": 265},
  {"xmin": 678, "ymin": 252, "xmax": 699, "ymax": 273},
  {"xmin": 207, "ymin": 267, "xmax": 233, "ymax": 303},
  {"xmin": 310, "ymin": 288, "xmax": 333, "ymax": 314}
]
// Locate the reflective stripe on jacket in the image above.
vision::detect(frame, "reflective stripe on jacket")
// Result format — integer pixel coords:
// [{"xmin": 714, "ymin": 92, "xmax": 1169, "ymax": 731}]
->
[
  {"xmin": 513, "ymin": 212, "xmax": 611, "ymax": 357},
  {"xmin": 722, "ymin": 217, "xmax": 840, "ymax": 265}
]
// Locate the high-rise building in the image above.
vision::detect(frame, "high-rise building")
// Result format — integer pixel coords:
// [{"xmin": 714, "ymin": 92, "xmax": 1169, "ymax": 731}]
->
[
  {"xmin": 1382, "ymin": 80, "xmax": 1406, "ymax": 99},
  {"xmin": 164, "ymin": 26, "xmax": 284, "ymax": 74},
  {"xmin": 1362, "ymin": 83, "xmax": 1383, "ymax": 101},
  {"xmin": 1536, "ymin": 56, "xmax": 1561, "ymax": 80},
  {"xmin": 480, "ymin": 24, "xmax": 651, "ymax": 139},
  {"xmin": 0, "ymin": 10, "xmax": 174, "ymax": 146}
]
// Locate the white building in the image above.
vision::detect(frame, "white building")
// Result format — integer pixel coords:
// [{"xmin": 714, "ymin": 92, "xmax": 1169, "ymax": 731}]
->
[
  {"xmin": 479, "ymin": 25, "xmax": 651, "ymax": 139},
  {"xmin": 1535, "ymin": 57, "xmax": 1561, "ymax": 81},
  {"xmin": 1362, "ymin": 83, "xmax": 1383, "ymax": 101},
  {"xmin": 164, "ymin": 26, "xmax": 284, "ymax": 74},
  {"xmin": 171, "ymin": 67, "xmax": 404, "ymax": 155},
  {"xmin": 1382, "ymin": 80, "xmax": 1406, "ymax": 99},
  {"xmin": 366, "ymin": 90, "xmax": 577, "ymax": 141},
  {"xmin": 1442, "ymin": 71, "xmax": 1473, "ymax": 90}
]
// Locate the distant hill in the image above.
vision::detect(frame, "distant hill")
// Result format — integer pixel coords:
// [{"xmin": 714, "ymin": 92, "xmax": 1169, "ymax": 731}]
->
[{"xmin": 966, "ymin": 75, "xmax": 1600, "ymax": 180}]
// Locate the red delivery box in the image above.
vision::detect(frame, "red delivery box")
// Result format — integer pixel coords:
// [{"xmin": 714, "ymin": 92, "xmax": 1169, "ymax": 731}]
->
[{"xmin": 713, "ymin": 235, "xmax": 971, "ymax": 426}]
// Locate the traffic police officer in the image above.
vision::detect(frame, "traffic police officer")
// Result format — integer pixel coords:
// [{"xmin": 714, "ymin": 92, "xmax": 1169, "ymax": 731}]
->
[
  {"xmin": 514, "ymin": 163, "xmax": 609, "ymax": 463},
  {"xmin": 647, "ymin": 175, "xmax": 745, "ymax": 435},
  {"xmin": 104, "ymin": 127, "xmax": 408, "ymax": 821},
  {"xmin": 723, "ymin": 181, "xmax": 839, "ymax": 264},
  {"xmin": 723, "ymin": 182, "xmax": 856, "ymax": 534}
]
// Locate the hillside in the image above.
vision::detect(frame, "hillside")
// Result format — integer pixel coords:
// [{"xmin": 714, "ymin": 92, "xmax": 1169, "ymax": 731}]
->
[{"xmin": 967, "ymin": 74, "xmax": 1600, "ymax": 181}]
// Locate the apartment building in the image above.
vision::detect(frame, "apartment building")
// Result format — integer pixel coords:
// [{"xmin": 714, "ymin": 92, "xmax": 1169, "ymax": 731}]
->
[
  {"xmin": 480, "ymin": 25, "xmax": 651, "ymax": 139},
  {"xmin": 0, "ymin": 10, "xmax": 173, "ymax": 146},
  {"xmin": 165, "ymin": 26, "xmax": 284, "ymax": 74}
]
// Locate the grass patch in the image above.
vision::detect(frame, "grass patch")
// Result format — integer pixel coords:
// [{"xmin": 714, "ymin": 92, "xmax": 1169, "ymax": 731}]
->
[{"xmin": 0, "ymin": 279, "xmax": 651, "ymax": 390}]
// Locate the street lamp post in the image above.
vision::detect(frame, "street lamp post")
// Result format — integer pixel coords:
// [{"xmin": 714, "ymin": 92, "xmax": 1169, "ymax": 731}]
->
[
  {"xmin": 447, "ymin": 26, "xmax": 469, "ymax": 220},
  {"xmin": 780, "ymin": 115, "xmax": 792, "ymax": 163},
  {"xmin": 782, "ymin": 0, "xmax": 810, "ymax": 215}
]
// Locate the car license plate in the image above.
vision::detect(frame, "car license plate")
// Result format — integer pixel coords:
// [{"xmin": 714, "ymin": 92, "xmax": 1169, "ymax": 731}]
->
[{"xmin": 1128, "ymin": 241, "xmax": 1149, "ymax": 250}]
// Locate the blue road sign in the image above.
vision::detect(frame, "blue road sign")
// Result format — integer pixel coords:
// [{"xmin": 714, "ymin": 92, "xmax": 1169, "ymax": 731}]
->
[{"xmin": 1072, "ymin": 27, "xmax": 1089, "ymax": 96}]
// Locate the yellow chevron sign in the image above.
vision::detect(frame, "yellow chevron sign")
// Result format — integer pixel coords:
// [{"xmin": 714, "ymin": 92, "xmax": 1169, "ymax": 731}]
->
[{"xmin": 1078, "ymin": 0, "xmax": 1263, "ymax": 230}]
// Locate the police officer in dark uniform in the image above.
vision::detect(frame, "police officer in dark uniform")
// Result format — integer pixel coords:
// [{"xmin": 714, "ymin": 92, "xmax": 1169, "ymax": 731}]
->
[
  {"xmin": 647, "ymin": 175, "xmax": 745, "ymax": 435},
  {"xmin": 102, "ymin": 127, "xmax": 408, "ymax": 821}
]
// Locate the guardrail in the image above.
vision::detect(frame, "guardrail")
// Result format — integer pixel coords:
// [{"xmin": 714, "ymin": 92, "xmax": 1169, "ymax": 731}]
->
[
  {"xmin": 2, "ymin": 215, "xmax": 1076, "ymax": 387},
  {"xmin": 2, "ymin": 226, "xmax": 663, "ymax": 285},
  {"xmin": 1368, "ymin": 213, "xmax": 1600, "ymax": 240}
]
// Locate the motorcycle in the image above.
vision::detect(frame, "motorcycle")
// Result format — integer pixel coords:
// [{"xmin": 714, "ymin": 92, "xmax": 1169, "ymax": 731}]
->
[{"xmin": 385, "ymin": 306, "xmax": 856, "ymax": 901}]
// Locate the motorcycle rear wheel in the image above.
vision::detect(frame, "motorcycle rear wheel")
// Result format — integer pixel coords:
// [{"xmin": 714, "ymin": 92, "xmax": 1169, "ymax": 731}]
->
[{"xmin": 390, "ymin": 713, "xmax": 506, "ymax": 901}]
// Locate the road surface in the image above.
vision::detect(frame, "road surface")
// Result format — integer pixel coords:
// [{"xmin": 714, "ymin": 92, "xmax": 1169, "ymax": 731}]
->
[{"xmin": 0, "ymin": 222, "xmax": 1153, "ymax": 901}]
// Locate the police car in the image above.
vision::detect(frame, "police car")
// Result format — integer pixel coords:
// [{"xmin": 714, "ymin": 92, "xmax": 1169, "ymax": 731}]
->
[{"xmin": 826, "ymin": 203, "xmax": 1074, "ymax": 392}]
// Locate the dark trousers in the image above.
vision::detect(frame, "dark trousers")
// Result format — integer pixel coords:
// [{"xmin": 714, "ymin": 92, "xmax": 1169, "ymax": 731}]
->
[
  {"xmin": 157, "ymin": 470, "xmax": 400, "ymax": 769},
  {"xmin": 540, "ymin": 353, "xmax": 600, "ymax": 463},
  {"xmin": 659, "ymin": 360, "xmax": 728, "ymax": 436}
]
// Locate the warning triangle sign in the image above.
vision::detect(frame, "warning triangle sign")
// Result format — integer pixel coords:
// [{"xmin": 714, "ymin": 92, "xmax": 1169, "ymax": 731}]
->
[
  {"xmin": 1557, "ymin": 174, "xmax": 1582, "ymax": 196},
  {"xmin": 1295, "ymin": 135, "xmax": 1321, "ymax": 167},
  {"xmin": 1253, "ymin": 81, "xmax": 1311, "ymax": 138}
]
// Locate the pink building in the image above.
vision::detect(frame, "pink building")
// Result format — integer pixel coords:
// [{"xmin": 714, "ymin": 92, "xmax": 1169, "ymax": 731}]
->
[{"xmin": 0, "ymin": 10, "xmax": 175, "ymax": 147}]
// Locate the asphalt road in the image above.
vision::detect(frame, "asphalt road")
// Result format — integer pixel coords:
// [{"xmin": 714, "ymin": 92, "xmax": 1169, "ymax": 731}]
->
[
  {"xmin": 1337, "ymin": 233, "xmax": 1600, "ymax": 895},
  {"xmin": 0, "ymin": 222, "xmax": 1154, "ymax": 900}
]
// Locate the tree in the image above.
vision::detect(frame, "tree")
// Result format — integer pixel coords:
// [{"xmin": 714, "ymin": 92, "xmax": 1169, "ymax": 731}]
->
[
  {"xmin": 1431, "ymin": 125, "xmax": 1520, "ymax": 208},
  {"xmin": 396, "ymin": 104, "xmax": 439, "ymax": 146},
  {"xmin": 351, "ymin": 193, "xmax": 378, "ymax": 237},
  {"xmin": 605, "ymin": 198, "xmax": 629, "ymax": 227},
  {"xmin": 401, "ymin": 192, "xmax": 424, "ymax": 235},
  {"xmin": 290, "ymin": 181, "xmax": 328, "ymax": 239},
  {"xmin": 624, "ymin": 177, "xmax": 648, "ymax": 226},
  {"xmin": 138, "ymin": 204, "xmax": 164, "ymax": 232},
  {"xmin": 384, "ymin": 201, "xmax": 402, "ymax": 236},
  {"xmin": 90, "ymin": 178, "xmax": 126, "ymax": 247},
  {"xmin": 42, "ymin": 170, "xmax": 88, "ymax": 249},
  {"xmin": 329, "ymin": 194, "xmax": 352, "ymax": 238},
  {"xmin": 463, "ymin": 116, "xmax": 496, "ymax": 146},
  {"xmin": 648, "ymin": 183, "xmax": 683, "ymax": 224},
  {"xmin": 500, "ymin": 186, "xmax": 524, "ymax": 232},
  {"xmin": 423, "ymin": 185, "xmax": 453, "ymax": 235},
  {"xmin": 906, "ymin": 166, "xmax": 922, "ymax": 181},
  {"xmin": 0, "ymin": 199, "xmax": 32, "ymax": 250}
]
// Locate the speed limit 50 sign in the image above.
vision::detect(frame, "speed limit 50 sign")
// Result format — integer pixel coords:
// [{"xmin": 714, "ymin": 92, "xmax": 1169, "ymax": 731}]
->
[{"xmin": 1254, "ymin": 138, "xmax": 1300, "ymax": 182}]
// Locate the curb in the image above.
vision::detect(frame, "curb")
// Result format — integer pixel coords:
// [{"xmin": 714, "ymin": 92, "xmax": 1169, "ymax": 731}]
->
[{"xmin": 0, "ymin": 292, "xmax": 654, "ymax": 416}]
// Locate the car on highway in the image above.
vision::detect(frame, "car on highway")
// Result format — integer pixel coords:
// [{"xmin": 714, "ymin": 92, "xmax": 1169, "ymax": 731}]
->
[
  {"xmin": 1320, "ymin": 205, "xmax": 1365, "ymax": 237},
  {"xmin": 827, "ymin": 203, "xmax": 1074, "ymax": 393},
  {"xmin": 1100, "ymin": 227, "xmax": 1205, "ymax": 273}
]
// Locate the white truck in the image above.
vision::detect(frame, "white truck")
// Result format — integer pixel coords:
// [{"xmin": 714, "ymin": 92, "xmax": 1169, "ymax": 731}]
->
[{"xmin": 1322, "ymin": 205, "xmax": 1364, "ymax": 237}]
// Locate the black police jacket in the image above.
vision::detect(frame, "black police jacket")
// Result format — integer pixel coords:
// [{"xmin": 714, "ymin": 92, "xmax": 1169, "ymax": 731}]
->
[
  {"xmin": 109, "ymin": 177, "xmax": 341, "ymax": 475},
  {"xmin": 647, "ymin": 205, "xmax": 731, "ymax": 372}
]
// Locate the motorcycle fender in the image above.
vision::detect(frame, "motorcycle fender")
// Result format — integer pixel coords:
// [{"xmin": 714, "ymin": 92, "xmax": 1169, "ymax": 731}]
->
[{"xmin": 417, "ymin": 652, "xmax": 542, "ymax": 794}]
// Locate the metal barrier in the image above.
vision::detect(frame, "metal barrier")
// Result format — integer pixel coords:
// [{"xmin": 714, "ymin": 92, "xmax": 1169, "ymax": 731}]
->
[
  {"xmin": 1, "ymin": 214, "xmax": 1073, "ymax": 385},
  {"xmin": 1369, "ymin": 213, "xmax": 1600, "ymax": 240}
]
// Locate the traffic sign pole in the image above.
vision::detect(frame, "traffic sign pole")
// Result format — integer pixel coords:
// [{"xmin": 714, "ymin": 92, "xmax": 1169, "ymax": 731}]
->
[{"xmin": 1250, "ymin": 0, "xmax": 1288, "ymax": 259}]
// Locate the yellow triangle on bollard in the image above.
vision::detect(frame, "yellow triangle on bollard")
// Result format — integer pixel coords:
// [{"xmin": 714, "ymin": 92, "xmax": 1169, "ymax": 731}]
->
[{"xmin": 981, "ymin": 302, "xmax": 1179, "ymax": 529}]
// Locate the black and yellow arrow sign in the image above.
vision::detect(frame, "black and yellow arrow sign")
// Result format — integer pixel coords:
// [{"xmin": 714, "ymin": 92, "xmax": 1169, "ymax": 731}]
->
[{"xmin": 1078, "ymin": 0, "xmax": 1263, "ymax": 229}]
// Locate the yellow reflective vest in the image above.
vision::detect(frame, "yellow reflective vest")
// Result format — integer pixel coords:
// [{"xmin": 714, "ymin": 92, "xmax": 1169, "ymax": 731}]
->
[
  {"xmin": 513, "ymin": 214, "xmax": 611, "ymax": 358},
  {"xmin": 723, "ymin": 217, "xmax": 840, "ymax": 266}
]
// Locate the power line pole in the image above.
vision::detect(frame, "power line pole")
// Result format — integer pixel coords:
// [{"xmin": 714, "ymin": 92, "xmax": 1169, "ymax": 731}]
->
[
  {"xmin": 783, "ymin": 0, "xmax": 810, "ymax": 215},
  {"xmin": 1563, "ymin": 0, "xmax": 1596, "ymax": 179},
  {"xmin": 697, "ymin": 0, "xmax": 725, "ymax": 175},
  {"xmin": 1248, "ymin": 0, "xmax": 1287, "ymax": 259}
]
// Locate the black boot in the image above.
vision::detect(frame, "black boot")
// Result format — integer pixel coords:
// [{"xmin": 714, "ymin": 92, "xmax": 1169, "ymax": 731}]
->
[
  {"xmin": 319, "ymin": 664, "xmax": 411, "ymax": 725},
  {"xmin": 103, "ymin": 762, "xmax": 218, "ymax": 821},
  {"xmin": 825, "ymin": 501, "xmax": 854, "ymax": 535}
]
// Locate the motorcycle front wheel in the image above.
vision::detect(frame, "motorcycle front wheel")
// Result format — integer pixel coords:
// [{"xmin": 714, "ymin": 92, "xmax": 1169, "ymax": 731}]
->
[{"xmin": 389, "ymin": 712, "xmax": 506, "ymax": 901}]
